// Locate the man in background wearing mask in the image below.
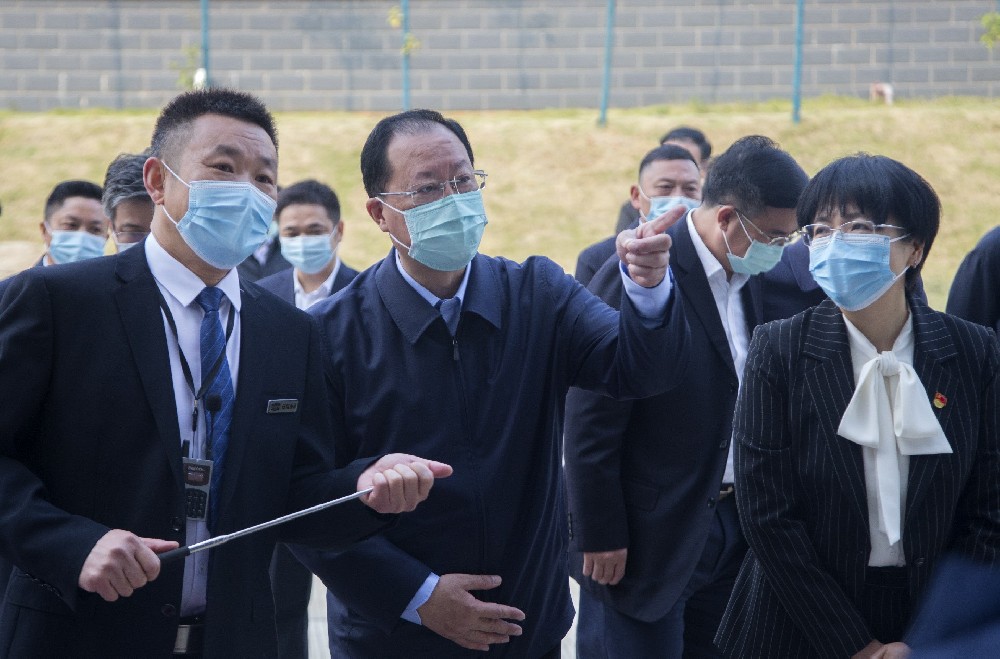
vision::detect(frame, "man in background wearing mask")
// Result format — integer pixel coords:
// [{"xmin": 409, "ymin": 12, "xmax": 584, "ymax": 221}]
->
[
  {"xmin": 256, "ymin": 178, "xmax": 359, "ymax": 659},
  {"xmin": 564, "ymin": 135, "xmax": 809, "ymax": 659},
  {"xmin": 102, "ymin": 151, "xmax": 154, "ymax": 252},
  {"xmin": 258, "ymin": 179, "xmax": 358, "ymax": 310},
  {"xmin": 37, "ymin": 179, "xmax": 108, "ymax": 266},
  {"xmin": 614, "ymin": 126, "xmax": 714, "ymax": 234},
  {"xmin": 293, "ymin": 109, "xmax": 690, "ymax": 657},
  {"xmin": 576, "ymin": 144, "xmax": 702, "ymax": 287},
  {"xmin": 0, "ymin": 89, "xmax": 450, "ymax": 656},
  {"xmin": 236, "ymin": 203, "xmax": 291, "ymax": 282}
]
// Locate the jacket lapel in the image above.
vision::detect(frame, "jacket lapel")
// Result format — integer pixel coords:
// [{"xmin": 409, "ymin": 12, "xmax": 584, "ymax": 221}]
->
[
  {"xmin": 802, "ymin": 301, "xmax": 869, "ymax": 523},
  {"xmin": 113, "ymin": 246, "xmax": 184, "ymax": 489},
  {"xmin": 905, "ymin": 297, "xmax": 959, "ymax": 527},
  {"xmin": 671, "ymin": 219, "xmax": 738, "ymax": 376}
]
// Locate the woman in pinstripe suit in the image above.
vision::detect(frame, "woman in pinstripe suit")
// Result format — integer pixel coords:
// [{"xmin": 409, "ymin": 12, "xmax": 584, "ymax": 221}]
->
[{"xmin": 715, "ymin": 154, "xmax": 1000, "ymax": 659}]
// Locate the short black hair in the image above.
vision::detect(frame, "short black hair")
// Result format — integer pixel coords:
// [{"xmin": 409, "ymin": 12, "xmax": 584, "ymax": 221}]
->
[
  {"xmin": 796, "ymin": 153, "xmax": 939, "ymax": 291},
  {"xmin": 638, "ymin": 144, "xmax": 699, "ymax": 179},
  {"xmin": 660, "ymin": 126, "xmax": 712, "ymax": 162},
  {"xmin": 360, "ymin": 109, "xmax": 474, "ymax": 197},
  {"xmin": 44, "ymin": 180, "xmax": 103, "ymax": 221},
  {"xmin": 276, "ymin": 179, "xmax": 341, "ymax": 224},
  {"xmin": 150, "ymin": 88, "xmax": 278, "ymax": 163},
  {"xmin": 102, "ymin": 151, "xmax": 152, "ymax": 221},
  {"xmin": 701, "ymin": 135, "xmax": 808, "ymax": 217}
]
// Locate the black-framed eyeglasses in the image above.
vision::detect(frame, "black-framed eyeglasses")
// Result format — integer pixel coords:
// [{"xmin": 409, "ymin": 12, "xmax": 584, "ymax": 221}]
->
[
  {"xmin": 735, "ymin": 209, "xmax": 801, "ymax": 247},
  {"xmin": 801, "ymin": 219, "xmax": 908, "ymax": 246},
  {"xmin": 378, "ymin": 170, "xmax": 487, "ymax": 207}
]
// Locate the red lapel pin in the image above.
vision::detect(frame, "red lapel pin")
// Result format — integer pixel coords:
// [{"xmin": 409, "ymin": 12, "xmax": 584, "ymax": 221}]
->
[{"xmin": 933, "ymin": 392, "xmax": 947, "ymax": 409}]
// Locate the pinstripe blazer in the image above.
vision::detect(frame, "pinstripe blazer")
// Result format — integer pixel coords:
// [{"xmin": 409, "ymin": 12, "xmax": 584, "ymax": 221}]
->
[{"xmin": 715, "ymin": 296, "xmax": 1000, "ymax": 658}]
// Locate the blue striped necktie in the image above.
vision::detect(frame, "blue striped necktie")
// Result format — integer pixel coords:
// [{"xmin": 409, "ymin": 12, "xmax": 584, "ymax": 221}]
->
[{"xmin": 195, "ymin": 286, "xmax": 235, "ymax": 529}]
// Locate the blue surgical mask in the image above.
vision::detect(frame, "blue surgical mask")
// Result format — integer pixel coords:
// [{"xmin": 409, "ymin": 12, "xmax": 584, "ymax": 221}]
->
[
  {"xmin": 808, "ymin": 232, "xmax": 909, "ymax": 311},
  {"xmin": 381, "ymin": 189, "xmax": 488, "ymax": 272},
  {"xmin": 48, "ymin": 229, "xmax": 106, "ymax": 264},
  {"xmin": 723, "ymin": 215, "xmax": 785, "ymax": 275},
  {"xmin": 643, "ymin": 195, "xmax": 700, "ymax": 223},
  {"xmin": 280, "ymin": 234, "xmax": 335, "ymax": 275},
  {"xmin": 161, "ymin": 162, "xmax": 277, "ymax": 270}
]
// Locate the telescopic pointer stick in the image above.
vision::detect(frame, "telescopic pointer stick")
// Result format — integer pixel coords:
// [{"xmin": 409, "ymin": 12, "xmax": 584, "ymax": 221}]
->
[{"xmin": 158, "ymin": 487, "xmax": 375, "ymax": 564}]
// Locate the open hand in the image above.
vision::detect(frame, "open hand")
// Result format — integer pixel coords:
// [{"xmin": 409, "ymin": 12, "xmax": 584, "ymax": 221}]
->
[{"xmin": 418, "ymin": 573, "xmax": 525, "ymax": 651}]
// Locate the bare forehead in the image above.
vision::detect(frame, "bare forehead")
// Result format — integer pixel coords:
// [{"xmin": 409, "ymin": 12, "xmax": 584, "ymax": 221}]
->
[
  {"xmin": 386, "ymin": 125, "xmax": 468, "ymax": 174},
  {"xmin": 183, "ymin": 114, "xmax": 277, "ymax": 165},
  {"xmin": 642, "ymin": 158, "xmax": 700, "ymax": 181},
  {"xmin": 278, "ymin": 203, "xmax": 335, "ymax": 226},
  {"xmin": 54, "ymin": 197, "xmax": 106, "ymax": 219}
]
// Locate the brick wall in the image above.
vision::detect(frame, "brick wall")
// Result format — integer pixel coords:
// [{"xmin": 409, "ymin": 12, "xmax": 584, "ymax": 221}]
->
[{"xmin": 2, "ymin": 0, "xmax": 997, "ymax": 111}]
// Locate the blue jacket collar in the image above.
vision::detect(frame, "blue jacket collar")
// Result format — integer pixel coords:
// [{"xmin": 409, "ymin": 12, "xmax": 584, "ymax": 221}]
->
[{"xmin": 374, "ymin": 250, "xmax": 503, "ymax": 344}]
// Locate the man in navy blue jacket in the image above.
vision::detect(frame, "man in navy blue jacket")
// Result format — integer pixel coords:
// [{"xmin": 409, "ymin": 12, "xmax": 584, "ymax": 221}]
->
[{"xmin": 295, "ymin": 109, "xmax": 690, "ymax": 657}]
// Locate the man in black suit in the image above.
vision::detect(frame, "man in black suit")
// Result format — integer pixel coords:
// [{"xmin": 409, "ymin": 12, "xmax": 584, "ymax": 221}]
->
[
  {"xmin": 36, "ymin": 179, "xmax": 109, "ymax": 267},
  {"xmin": 946, "ymin": 225, "xmax": 1000, "ymax": 335},
  {"xmin": 0, "ymin": 88, "xmax": 448, "ymax": 657},
  {"xmin": 564, "ymin": 136, "xmax": 810, "ymax": 658},
  {"xmin": 257, "ymin": 179, "xmax": 359, "ymax": 309},
  {"xmin": 257, "ymin": 178, "xmax": 360, "ymax": 658},
  {"xmin": 612, "ymin": 126, "xmax": 713, "ymax": 234},
  {"xmin": 575, "ymin": 143, "xmax": 702, "ymax": 287}
]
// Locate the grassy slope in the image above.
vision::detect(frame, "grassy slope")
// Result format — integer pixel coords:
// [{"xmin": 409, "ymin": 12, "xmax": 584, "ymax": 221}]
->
[{"xmin": 1, "ymin": 97, "xmax": 998, "ymax": 308}]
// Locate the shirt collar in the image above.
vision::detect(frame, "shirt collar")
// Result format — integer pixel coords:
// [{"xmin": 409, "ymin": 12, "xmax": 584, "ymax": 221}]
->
[
  {"xmin": 145, "ymin": 233, "xmax": 242, "ymax": 311},
  {"xmin": 393, "ymin": 250, "xmax": 471, "ymax": 306},
  {"xmin": 376, "ymin": 250, "xmax": 500, "ymax": 345},
  {"xmin": 293, "ymin": 256, "xmax": 342, "ymax": 298},
  {"xmin": 687, "ymin": 211, "xmax": 748, "ymax": 290}
]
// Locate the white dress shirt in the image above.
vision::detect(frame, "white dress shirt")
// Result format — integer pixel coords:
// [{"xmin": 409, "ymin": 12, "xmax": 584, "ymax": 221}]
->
[
  {"xmin": 686, "ymin": 212, "xmax": 749, "ymax": 484},
  {"xmin": 840, "ymin": 314, "xmax": 951, "ymax": 567},
  {"xmin": 145, "ymin": 235, "xmax": 242, "ymax": 616},
  {"xmin": 293, "ymin": 256, "xmax": 342, "ymax": 311}
]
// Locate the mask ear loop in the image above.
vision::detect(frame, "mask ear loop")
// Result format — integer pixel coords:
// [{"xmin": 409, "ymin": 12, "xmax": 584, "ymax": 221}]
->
[
  {"xmin": 375, "ymin": 198, "xmax": 413, "ymax": 253},
  {"xmin": 158, "ymin": 161, "xmax": 192, "ymax": 228}
]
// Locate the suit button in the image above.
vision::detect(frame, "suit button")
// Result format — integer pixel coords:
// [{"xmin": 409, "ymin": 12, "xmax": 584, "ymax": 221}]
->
[
  {"xmin": 914, "ymin": 557, "xmax": 926, "ymax": 567},
  {"xmin": 161, "ymin": 604, "xmax": 177, "ymax": 617},
  {"xmin": 171, "ymin": 517, "xmax": 183, "ymax": 532},
  {"xmin": 707, "ymin": 498, "xmax": 716, "ymax": 508}
]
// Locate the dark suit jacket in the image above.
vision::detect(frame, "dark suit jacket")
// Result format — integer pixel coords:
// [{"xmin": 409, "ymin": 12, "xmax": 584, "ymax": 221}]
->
[
  {"xmin": 907, "ymin": 554, "xmax": 1000, "ymax": 657},
  {"xmin": 0, "ymin": 245, "xmax": 390, "ymax": 657},
  {"xmin": 574, "ymin": 235, "xmax": 617, "ymax": 287},
  {"xmin": 716, "ymin": 297, "xmax": 1000, "ymax": 658},
  {"xmin": 256, "ymin": 262, "xmax": 360, "ymax": 306},
  {"xmin": 564, "ymin": 218, "xmax": 764, "ymax": 622},
  {"xmin": 758, "ymin": 239, "xmax": 826, "ymax": 322},
  {"xmin": 947, "ymin": 224, "xmax": 1000, "ymax": 335},
  {"xmin": 237, "ymin": 239, "xmax": 291, "ymax": 282}
]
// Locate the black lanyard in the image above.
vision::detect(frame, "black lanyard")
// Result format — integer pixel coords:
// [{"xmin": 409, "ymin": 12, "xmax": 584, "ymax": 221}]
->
[{"xmin": 156, "ymin": 288, "xmax": 236, "ymax": 443}]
